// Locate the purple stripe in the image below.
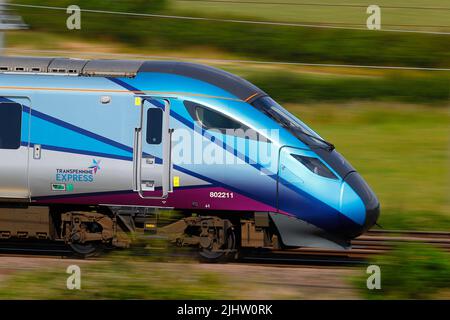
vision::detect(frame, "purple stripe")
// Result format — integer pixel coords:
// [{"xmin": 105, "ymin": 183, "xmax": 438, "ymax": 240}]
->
[{"xmin": 34, "ymin": 186, "xmax": 280, "ymax": 213}]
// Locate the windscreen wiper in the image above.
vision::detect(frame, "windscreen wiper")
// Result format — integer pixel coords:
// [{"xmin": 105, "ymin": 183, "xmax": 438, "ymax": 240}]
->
[
  {"xmin": 294, "ymin": 129, "xmax": 335, "ymax": 151},
  {"xmin": 264, "ymin": 108, "xmax": 335, "ymax": 151}
]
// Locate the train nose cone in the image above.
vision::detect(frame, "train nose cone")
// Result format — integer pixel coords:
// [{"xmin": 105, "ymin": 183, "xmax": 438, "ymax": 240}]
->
[
  {"xmin": 344, "ymin": 172, "xmax": 380, "ymax": 234},
  {"xmin": 364, "ymin": 202, "xmax": 380, "ymax": 232}
]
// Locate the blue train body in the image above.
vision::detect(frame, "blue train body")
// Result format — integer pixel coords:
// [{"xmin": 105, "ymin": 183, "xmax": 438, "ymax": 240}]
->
[{"xmin": 0, "ymin": 57, "xmax": 379, "ymax": 253}]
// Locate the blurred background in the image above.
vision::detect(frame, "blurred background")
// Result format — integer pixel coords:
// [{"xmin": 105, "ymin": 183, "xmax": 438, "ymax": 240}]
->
[{"xmin": 0, "ymin": 0, "xmax": 448, "ymax": 299}]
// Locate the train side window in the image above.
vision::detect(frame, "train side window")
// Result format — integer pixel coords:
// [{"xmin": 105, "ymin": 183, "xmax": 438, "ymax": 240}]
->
[
  {"xmin": 146, "ymin": 108, "xmax": 163, "ymax": 144},
  {"xmin": 183, "ymin": 101, "xmax": 265, "ymax": 142},
  {"xmin": 194, "ymin": 107, "xmax": 243, "ymax": 131},
  {"xmin": 184, "ymin": 101, "xmax": 245, "ymax": 131},
  {"xmin": 0, "ymin": 102, "xmax": 22, "ymax": 149}
]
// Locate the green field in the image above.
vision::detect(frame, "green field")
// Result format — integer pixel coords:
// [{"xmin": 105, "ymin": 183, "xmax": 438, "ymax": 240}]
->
[
  {"xmin": 0, "ymin": 251, "xmax": 327, "ymax": 299},
  {"xmin": 0, "ymin": 255, "xmax": 239, "ymax": 299},
  {"xmin": 1, "ymin": 243, "xmax": 448, "ymax": 299},
  {"xmin": 172, "ymin": 0, "xmax": 450, "ymax": 32}
]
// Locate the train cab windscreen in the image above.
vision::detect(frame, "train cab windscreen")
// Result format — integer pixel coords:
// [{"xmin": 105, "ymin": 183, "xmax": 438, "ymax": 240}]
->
[{"xmin": 252, "ymin": 96, "xmax": 334, "ymax": 151}]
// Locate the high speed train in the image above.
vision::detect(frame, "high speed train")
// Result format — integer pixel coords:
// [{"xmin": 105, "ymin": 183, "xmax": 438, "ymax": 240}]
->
[{"xmin": 0, "ymin": 56, "xmax": 379, "ymax": 260}]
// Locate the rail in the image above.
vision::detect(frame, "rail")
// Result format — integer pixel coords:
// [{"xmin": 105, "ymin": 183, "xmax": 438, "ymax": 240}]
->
[{"xmin": 0, "ymin": 229, "xmax": 449, "ymax": 267}]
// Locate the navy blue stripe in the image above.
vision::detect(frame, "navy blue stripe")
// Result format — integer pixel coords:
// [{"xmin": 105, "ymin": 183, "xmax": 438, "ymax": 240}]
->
[
  {"xmin": 22, "ymin": 105, "xmax": 134, "ymax": 154},
  {"xmin": 26, "ymin": 142, "xmax": 132, "ymax": 161},
  {"xmin": 23, "ymin": 104, "xmax": 31, "ymax": 114},
  {"xmin": 107, "ymin": 77, "xmax": 145, "ymax": 95},
  {"xmin": 143, "ymin": 98, "xmax": 165, "ymax": 110}
]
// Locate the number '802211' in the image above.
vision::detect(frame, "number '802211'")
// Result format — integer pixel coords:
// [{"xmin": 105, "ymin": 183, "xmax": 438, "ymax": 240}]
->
[{"xmin": 209, "ymin": 192, "xmax": 234, "ymax": 199}]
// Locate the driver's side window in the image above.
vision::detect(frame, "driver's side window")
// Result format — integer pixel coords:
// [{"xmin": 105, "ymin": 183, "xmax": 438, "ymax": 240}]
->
[
  {"xmin": 184, "ymin": 101, "xmax": 249, "ymax": 135},
  {"xmin": 194, "ymin": 107, "xmax": 242, "ymax": 131}
]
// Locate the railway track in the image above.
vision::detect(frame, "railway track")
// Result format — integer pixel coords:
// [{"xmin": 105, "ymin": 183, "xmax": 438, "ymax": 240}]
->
[
  {"xmin": 236, "ymin": 229, "xmax": 450, "ymax": 266},
  {"xmin": 0, "ymin": 229, "xmax": 449, "ymax": 266},
  {"xmin": 0, "ymin": 240, "xmax": 73, "ymax": 257}
]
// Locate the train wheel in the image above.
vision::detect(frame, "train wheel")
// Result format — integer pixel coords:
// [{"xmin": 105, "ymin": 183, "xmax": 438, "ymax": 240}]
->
[
  {"xmin": 61, "ymin": 211, "xmax": 113, "ymax": 258},
  {"xmin": 69, "ymin": 242, "xmax": 103, "ymax": 258},
  {"xmin": 198, "ymin": 226, "xmax": 236, "ymax": 263}
]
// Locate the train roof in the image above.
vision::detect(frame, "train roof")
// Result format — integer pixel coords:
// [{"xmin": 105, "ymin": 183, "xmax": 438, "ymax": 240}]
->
[{"xmin": 0, "ymin": 56, "xmax": 266, "ymax": 101}]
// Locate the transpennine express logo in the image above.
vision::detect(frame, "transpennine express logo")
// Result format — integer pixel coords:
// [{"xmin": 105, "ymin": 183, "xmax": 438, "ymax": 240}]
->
[
  {"xmin": 89, "ymin": 159, "xmax": 101, "ymax": 174},
  {"xmin": 55, "ymin": 159, "xmax": 102, "ymax": 183}
]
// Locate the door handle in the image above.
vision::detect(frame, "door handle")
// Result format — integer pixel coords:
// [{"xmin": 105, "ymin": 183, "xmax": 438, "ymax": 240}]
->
[
  {"xmin": 132, "ymin": 128, "xmax": 140, "ymax": 191},
  {"xmin": 33, "ymin": 144, "xmax": 41, "ymax": 160}
]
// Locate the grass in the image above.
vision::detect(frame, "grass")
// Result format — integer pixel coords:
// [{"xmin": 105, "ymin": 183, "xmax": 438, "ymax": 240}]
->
[
  {"xmin": 286, "ymin": 102, "xmax": 450, "ymax": 230},
  {"xmin": 351, "ymin": 243, "xmax": 450, "ymax": 299},
  {"xmin": 0, "ymin": 252, "xmax": 236, "ymax": 299},
  {"xmin": 0, "ymin": 250, "xmax": 312, "ymax": 299},
  {"xmin": 2, "ymin": 243, "xmax": 448, "ymax": 300}
]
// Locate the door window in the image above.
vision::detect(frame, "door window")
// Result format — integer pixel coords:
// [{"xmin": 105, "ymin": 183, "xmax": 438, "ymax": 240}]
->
[
  {"xmin": 0, "ymin": 102, "xmax": 22, "ymax": 149},
  {"xmin": 146, "ymin": 108, "xmax": 163, "ymax": 144}
]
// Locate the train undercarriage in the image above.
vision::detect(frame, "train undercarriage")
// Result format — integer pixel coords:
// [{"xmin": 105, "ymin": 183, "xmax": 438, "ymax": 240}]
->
[{"xmin": 0, "ymin": 205, "xmax": 281, "ymax": 261}]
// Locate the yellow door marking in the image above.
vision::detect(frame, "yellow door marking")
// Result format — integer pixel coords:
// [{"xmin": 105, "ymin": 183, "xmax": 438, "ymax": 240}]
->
[
  {"xmin": 173, "ymin": 176, "xmax": 180, "ymax": 187},
  {"xmin": 134, "ymin": 97, "xmax": 142, "ymax": 106}
]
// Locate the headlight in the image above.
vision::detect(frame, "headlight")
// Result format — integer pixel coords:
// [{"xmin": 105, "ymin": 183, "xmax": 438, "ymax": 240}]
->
[{"xmin": 291, "ymin": 154, "xmax": 338, "ymax": 179}]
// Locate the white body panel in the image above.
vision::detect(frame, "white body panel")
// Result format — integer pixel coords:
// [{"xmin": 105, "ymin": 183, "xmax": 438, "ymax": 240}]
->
[{"xmin": 0, "ymin": 146, "xmax": 29, "ymax": 198}]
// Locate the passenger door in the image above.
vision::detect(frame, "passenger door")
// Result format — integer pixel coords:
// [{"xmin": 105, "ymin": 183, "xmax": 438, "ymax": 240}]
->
[
  {"xmin": 0, "ymin": 99, "xmax": 30, "ymax": 200},
  {"xmin": 133, "ymin": 97, "xmax": 173, "ymax": 198}
]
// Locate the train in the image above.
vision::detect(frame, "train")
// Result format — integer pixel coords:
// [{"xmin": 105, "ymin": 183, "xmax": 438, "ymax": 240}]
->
[{"xmin": 0, "ymin": 56, "xmax": 380, "ymax": 261}]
